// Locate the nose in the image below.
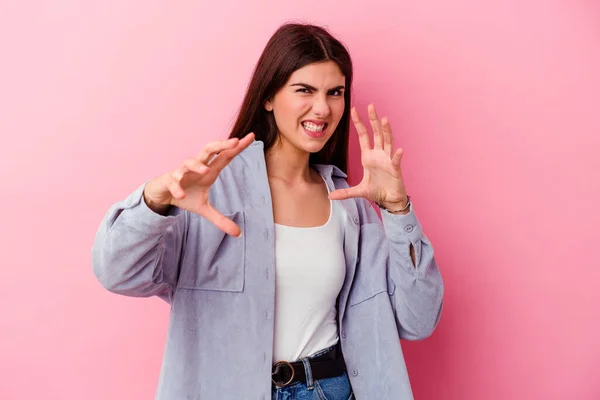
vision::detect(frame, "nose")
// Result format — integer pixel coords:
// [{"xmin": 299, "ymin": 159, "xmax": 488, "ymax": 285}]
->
[{"xmin": 312, "ymin": 94, "xmax": 331, "ymax": 119}]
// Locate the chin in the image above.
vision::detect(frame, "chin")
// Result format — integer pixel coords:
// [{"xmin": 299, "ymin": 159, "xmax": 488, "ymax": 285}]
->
[
  {"xmin": 303, "ymin": 143, "xmax": 327, "ymax": 154},
  {"xmin": 298, "ymin": 128, "xmax": 333, "ymax": 152},
  {"xmin": 300, "ymin": 136, "xmax": 332, "ymax": 154}
]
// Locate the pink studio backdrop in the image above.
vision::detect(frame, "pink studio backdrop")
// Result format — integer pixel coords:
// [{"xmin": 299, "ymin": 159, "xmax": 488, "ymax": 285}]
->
[{"xmin": 1, "ymin": 1, "xmax": 599, "ymax": 399}]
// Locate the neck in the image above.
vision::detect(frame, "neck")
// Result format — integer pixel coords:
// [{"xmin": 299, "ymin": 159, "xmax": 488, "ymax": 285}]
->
[{"xmin": 265, "ymin": 138, "xmax": 314, "ymax": 184}]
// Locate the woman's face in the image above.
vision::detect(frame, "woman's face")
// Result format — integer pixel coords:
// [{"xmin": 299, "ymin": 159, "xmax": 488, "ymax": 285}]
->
[{"xmin": 266, "ymin": 61, "xmax": 346, "ymax": 155}]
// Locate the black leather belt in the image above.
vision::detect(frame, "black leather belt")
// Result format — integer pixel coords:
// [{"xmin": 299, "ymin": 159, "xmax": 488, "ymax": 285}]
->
[{"xmin": 271, "ymin": 343, "xmax": 346, "ymax": 387}]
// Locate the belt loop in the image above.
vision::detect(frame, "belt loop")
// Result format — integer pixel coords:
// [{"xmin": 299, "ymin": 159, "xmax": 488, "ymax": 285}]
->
[{"xmin": 301, "ymin": 358, "xmax": 314, "ymax": 390}]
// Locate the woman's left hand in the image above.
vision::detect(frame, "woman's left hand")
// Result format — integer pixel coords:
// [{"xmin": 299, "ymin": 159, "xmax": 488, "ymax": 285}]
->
[{"xmin": 329, "ymin": 104, "xmax": 409, "ymax": 211}]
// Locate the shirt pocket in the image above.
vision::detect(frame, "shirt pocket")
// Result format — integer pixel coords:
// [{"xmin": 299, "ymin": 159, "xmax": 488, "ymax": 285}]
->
[
  {"xmin": 348, "ymin": 222, "xmax": 388, "ymax": 307},
  {"xmin": 177, "ymin": 211, "xmax": 246, "ymax": 292}
]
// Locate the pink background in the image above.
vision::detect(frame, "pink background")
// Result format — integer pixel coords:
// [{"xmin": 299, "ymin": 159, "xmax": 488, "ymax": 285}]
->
[{"xmin": 1, "ymin": 1, "xmax": 599, "ymax": 399}]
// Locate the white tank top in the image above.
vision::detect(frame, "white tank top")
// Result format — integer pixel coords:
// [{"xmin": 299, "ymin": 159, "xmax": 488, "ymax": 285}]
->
[{"xmin": 272, "ymin": 182, "xmax": 347, "ymax": 362}]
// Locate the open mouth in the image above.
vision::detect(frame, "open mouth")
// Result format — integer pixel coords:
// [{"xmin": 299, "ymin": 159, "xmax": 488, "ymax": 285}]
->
[
  {"xmin": 301, "ymin": 120, "xmax": 329, "ymax": 139},
  {"xmin": 301, "ymin": 121, "xmax": 328, "ymax": 133}
]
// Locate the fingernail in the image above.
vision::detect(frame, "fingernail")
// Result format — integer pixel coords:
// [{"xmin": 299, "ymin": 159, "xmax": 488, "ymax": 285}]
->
[{"xmin": 237, "ymin": 232, "xmax": 243, "ymax": 238}]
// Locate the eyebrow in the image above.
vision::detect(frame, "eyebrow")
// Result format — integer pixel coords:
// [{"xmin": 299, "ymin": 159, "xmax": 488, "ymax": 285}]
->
[{"xmin": 290, "ymin": 83, "xmax": 345, "ymax": 91}]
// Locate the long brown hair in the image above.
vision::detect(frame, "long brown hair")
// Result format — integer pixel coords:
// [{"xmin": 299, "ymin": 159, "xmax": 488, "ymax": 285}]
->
[{"xmin": 228, "ymin": 23, "xmax": 353, "ymax": 173}]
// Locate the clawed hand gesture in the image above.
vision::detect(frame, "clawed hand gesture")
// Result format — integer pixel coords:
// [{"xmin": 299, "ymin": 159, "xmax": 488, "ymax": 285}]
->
[{"xmin": 329, "ymin": 105, "xmax": 409, "ymax": 209}]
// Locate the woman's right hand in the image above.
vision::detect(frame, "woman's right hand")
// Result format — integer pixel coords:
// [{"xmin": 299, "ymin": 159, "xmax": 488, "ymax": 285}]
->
[{"xmin": 143, "ymin": 132, "xmax": 255, "ymax": 237}]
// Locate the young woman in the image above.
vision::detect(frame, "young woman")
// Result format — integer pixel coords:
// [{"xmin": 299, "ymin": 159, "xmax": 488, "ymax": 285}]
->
[{"xmin": 92, "ymin": 23, "xmax": 444, "ymax": 400}]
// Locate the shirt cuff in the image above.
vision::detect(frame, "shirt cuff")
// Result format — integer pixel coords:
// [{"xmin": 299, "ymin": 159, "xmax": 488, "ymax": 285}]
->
[
  {"xmin": 380, "ymin": 203, "xmax": 423, "ymax": 244},
  {"xmin": 119, "ymin": 182, "xmax": 181, "ymax": 233}
]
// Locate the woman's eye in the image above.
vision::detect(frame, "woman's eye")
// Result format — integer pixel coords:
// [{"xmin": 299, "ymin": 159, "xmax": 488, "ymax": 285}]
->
[{"xmin": 295, "ymin": 88, "xmax": 343, "ymax": 96}]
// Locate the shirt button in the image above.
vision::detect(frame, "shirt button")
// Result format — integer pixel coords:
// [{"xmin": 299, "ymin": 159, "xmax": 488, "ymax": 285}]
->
[
  {"xmin": 353, "ymin": 217, "xmax": 359, "ymax": 224},
  {"xmin": 404, "ymin": 225, "xmax": 414, "ymax": 233},
  {"xmin": 264, "ymin": 311, "xmax": 270, "ymax": 320},
  {"xmin": 341, "ymin": 331, "xmax": 347, "ymax": 338},
  {"xmin": 352, "ymin": 369, "xmax": 358, "ymax": 376}
]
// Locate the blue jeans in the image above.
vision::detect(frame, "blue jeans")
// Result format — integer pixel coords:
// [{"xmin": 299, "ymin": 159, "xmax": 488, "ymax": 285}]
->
[{"xmin": 271, "ymin": 346, "xmax": 354, "ymax": 400}]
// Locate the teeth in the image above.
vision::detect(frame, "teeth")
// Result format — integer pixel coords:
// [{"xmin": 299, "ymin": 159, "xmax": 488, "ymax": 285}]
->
[{"xmin": 302, "ymin": 122, "xmax": 325, "ymax": 132}]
